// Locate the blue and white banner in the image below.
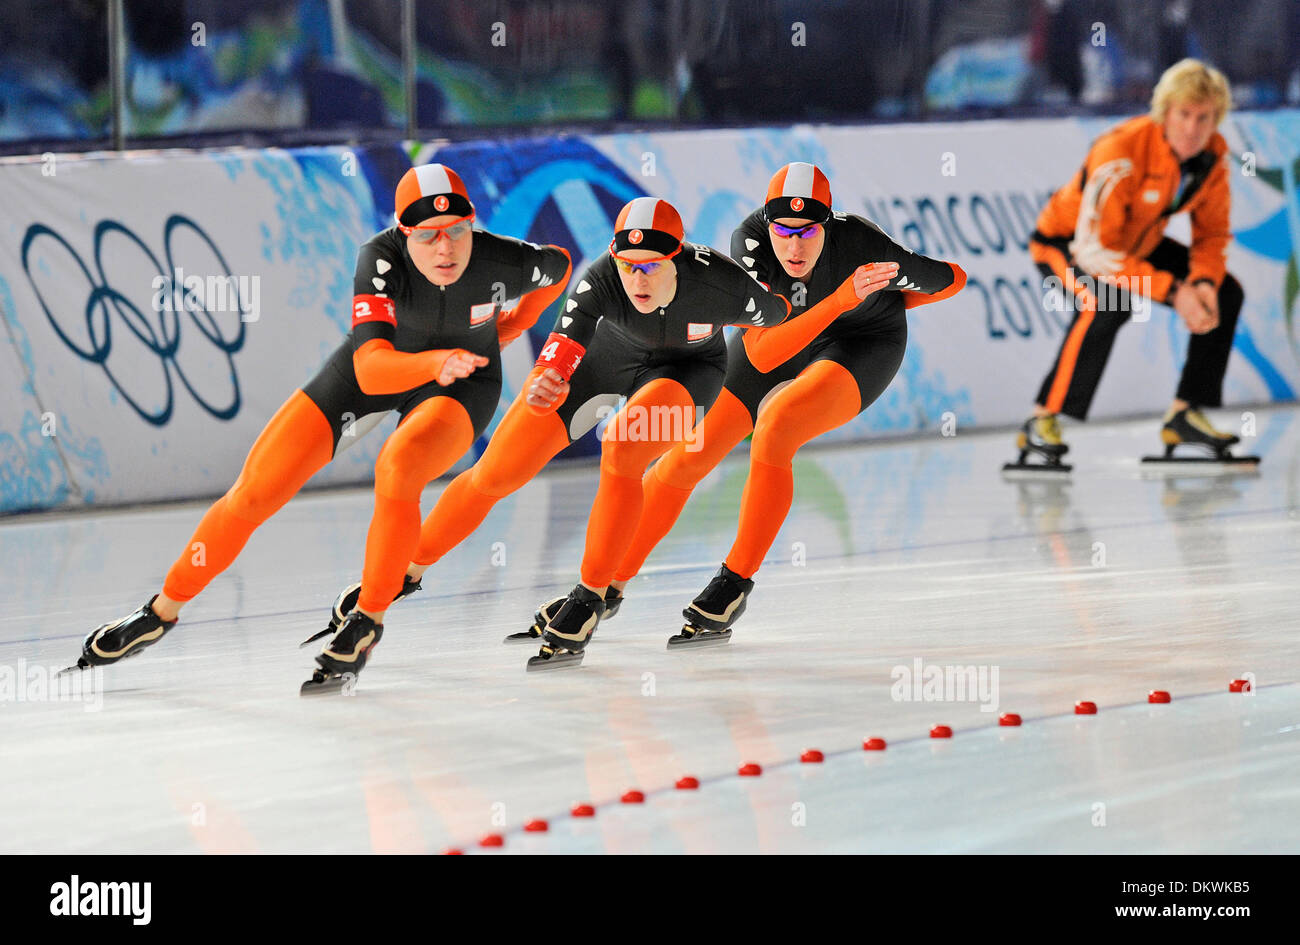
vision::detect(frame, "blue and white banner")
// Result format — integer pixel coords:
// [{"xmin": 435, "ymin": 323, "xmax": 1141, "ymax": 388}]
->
[
  {"xmin": 0, "ymin": 146, "xmax": 404, "ymax": 512},
  {"xmin": 2, "ymin": 112, "xmax": 1298, "ymax": 513}
]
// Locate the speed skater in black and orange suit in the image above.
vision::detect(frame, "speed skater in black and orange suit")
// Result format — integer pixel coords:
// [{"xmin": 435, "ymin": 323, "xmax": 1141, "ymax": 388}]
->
[{"xmin": 69, "ymin": 164, "xmax": 572, "ymax": 683}]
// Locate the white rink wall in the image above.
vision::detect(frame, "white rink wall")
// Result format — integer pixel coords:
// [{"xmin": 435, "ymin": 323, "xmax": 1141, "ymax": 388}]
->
[{"xmin": 2, "ymin": 112, "xmax": 1298, "ymax": 514}]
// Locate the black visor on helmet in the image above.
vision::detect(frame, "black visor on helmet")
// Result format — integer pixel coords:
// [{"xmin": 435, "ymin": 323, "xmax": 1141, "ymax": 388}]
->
[
  {"xmin": 610, "ymin": 227, "xmax": 682, "ymax": 257},
  {"xmin": 400, "ymin": 192, "xmax": 475, "ymax": 227},
  {"xmin": 762, "ymin": 196, "xmax": 831, "ymax": 225}
]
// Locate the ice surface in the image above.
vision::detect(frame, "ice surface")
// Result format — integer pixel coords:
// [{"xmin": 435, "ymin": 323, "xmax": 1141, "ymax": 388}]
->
[{"xmin": 2, "ymin": 407, "xmax": 1297, "ymax": 853}]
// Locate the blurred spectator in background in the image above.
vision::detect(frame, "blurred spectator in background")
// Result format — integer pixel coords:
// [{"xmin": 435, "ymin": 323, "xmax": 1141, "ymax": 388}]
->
[
  {"xmin": 1191, "ymin": 0, "xmax": 1297, "ymax": 107},
  {"xmin": 1, "ymin": 0, "xmax": 1296, "ymax": 149},
  {"xmin": 0, "ymin": 0, "xmax": 108, "ymax": 141}
]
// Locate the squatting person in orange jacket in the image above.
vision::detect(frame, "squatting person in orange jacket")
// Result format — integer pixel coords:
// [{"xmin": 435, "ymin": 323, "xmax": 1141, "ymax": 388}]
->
[{"xmin": 1012, "ymin": 58, "xmax": 1245, "ymax": 470}]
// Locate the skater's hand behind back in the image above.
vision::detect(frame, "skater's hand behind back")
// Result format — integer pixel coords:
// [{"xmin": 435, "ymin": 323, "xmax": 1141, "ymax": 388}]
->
[
  {"xmin": 438, "ymin": 350, "xmax": 489, "ymax": 385},
  {"xmin": 851, "ymin": 262, "xmax": 900, "ymax": 302},
  {"xmin": 1173, "ymin": 282, "xmax": 1217, "ymax": 334},
  {"xmin": 526, "ymin": 367, "xmax": 569, "ymax": 410}
]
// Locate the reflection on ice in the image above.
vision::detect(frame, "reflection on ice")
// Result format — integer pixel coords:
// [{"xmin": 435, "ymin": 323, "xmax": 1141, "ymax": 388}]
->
[{"xmin": 0, "ymin": 407, "xmax": 1297, "ymax": 853}]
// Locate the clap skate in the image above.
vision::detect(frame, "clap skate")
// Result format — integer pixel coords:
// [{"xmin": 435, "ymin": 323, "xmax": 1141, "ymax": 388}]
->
[
  {"xmin": 668, "ymin": 564, "xmax": 752, "ymax": 649},
  {"xmin": 506, "ymin": 586, "xmax": 622, "ymax": 643},
  {"xmin": 1002, "ymin": 415, "xmax": 1072, "ymax": 477},
  {"xmin": 1140, "ymin": 407, "xmax": 1259, "ymax": 473},
  {"xmin": 300, "ymin": 611, "xmax": 383, "ymax": 695},
  {"xmin": 60, "ymin": 595, "xmax": 178, "ymax": 675},
  {"xmin": 527, "ymin": 586, "xmax": 604, "ymax": 671},
  {"xmin": 299, "ymin": 574, "xmax": 421, "ymax": 648}
]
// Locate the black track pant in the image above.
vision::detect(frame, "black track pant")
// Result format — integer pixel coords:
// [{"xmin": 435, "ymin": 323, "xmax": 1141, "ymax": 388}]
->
[{"xmin": 1034, "ymin": 236, "xmax": 1243, "ymax": 420}]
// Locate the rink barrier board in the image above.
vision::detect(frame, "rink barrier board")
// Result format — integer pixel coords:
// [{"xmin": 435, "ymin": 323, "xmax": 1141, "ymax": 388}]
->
[{"xmin": 0, "ymin": 113, "xmax": 1297, "ymax": 513}]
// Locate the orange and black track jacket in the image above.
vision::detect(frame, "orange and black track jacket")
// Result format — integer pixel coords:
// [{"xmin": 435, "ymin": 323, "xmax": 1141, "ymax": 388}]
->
[{"xmin": 1031, "ymin": 115, "xmax": 1231, "ymax": 303}]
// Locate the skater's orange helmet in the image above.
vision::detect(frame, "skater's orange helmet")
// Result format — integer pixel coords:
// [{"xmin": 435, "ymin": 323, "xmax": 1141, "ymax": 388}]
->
[
  {"xmin": 764, "ymin": 162, "xmax": 832, "ymax": 224},
  {"xmin": 394, "ymin": 163, "xmax": 474, "ymax": 226},
  {"xmin": 610, "ymin": 197, "xmax": 684, "ymax": 260}
]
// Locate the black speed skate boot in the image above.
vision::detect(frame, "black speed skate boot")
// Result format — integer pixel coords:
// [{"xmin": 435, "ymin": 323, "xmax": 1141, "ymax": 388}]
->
[
  {"xmin": 527, "ymin": 585, "xmax": 605, "ymax": 671},
  {"xmin": 300, "ymin": 611, "xmax": 383, "ymax": 695},
  {"xmin": 669, "ymin": 564, "xmax": 753, "ymax": 648},
  {"xmin": 300, "ymin": 574, "xmax": 421, "ymax": 648},
  {"xmin": 1002, "ymin": 414, "xmax": 1071, "ymax": 477},
  {"xmin": 1142, "ymin": 406, "xmax": 1258, "ymax": 470},
  {"xmin": 64, "ymin": 595, "xmax": 177, "ymax": 673},
  {"xmin": 506, "ymin": 585, "xmax": 623, "ymax": 644}
]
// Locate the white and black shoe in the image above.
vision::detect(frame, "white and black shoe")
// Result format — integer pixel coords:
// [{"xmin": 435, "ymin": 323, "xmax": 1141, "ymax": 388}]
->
[
  {"xmin": 300, "ymin": 574, "xmax": 421, "ymax": 648},
  {"xmin": 540, "ymin": 585, "xmax": 606, "ymax": 652},
  {"xmin": 1142, "ymin": 407, "xmax": 1259, "ymax": 469},
  {"xmin": 506, "ymin": 586, "xmax": 623, "ymax": 644},
  {"xmin": 1003, "ymin": 414, "xmax": 1071, "ymax": 476},
  {"xmin": 301, "ymin": 611, "xmax": 383, "ymax": 695},
  {"xmin": 527, "ymin": 586, "xmax": 606, "ymax": 671},
  {"xmin": 72, "ymin": 595, "xmax": 177, "ymax": 670},
  {"xmin": 669, "ymin": 564, "xmax": 752, "ymax": 648}
]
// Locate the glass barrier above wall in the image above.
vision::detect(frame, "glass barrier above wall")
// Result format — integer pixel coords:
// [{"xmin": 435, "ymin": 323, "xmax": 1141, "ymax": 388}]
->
[
  {"xmin": 0, "ymin": 0, "xmax": 111, "ymax": 145},
  {"xmin": 1, "ymin": 0, "xmax": 1296, "ymax": 152},
  {"xmin": 118, "ymin": 0, "xmax": 407, "ymax": 137}
]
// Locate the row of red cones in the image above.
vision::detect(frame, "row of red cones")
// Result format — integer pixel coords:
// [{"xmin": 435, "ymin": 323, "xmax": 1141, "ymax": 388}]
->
[{"xmin": 447, "ymin": 678, "xmax": 1254, "ymax": 853}]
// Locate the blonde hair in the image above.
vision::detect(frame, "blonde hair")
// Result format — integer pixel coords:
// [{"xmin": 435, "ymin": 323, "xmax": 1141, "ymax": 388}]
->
[{"xmin": 1151, "ymin": 59, "xmax": 1232, "ymax": 125}]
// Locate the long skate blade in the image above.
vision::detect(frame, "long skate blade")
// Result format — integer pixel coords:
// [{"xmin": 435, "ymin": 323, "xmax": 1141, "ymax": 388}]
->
[
  {"xmin": 1140, "ymin": 455, "xmax": 1260, "ymax": 476},
  {"xmin": 526, "ymin": 647, "xmax": 585, "ymax": 672},
  {"xmin": 56, "ymin": 659, "xmax": 92, "ymax": 678},
  {"xmin": 1001, "ymin": 462, "xmax": 1072, "ymax": 480},
  {"xmin": 299, "ymin": 626, "xmax": 334, "ymax": 649},
  {"xmin": 299, "ymin": 670, "xmax": 355, "ymax": 696},
  {"xmin": 503, "ymin": 626, "xmax": 542, "ymax": 644},
  {"xmin": 668, "ymin": 628, "xmax": 732, "ymax": 649}
]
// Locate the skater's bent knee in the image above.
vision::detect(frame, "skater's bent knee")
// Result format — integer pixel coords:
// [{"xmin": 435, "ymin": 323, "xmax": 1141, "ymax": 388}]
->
[
  {"xmin": 653, "ymin": 445, "xmax": 715, "ymax": 491},
  {"xmin": 374, "ymin": 413, "xmax": 471, "ymax": 498},
  {"xmin": 599, "ymin": 435, "xmax": 666, "ymax": 479},
  {"xmin": 749, "ymin": 418, "xmax": 806, "ymax": 467},
  {"xmin": 374, "ymin": 461, "xmax": 436, "ymax": 500},
  {"xmin": 372, "ymin": 442, "xmax": 437, "ymax": 499},
  {"xmin": 468, "ymin": 462, "xmax": 530, "ymax": 498},
  {"xmin": 223, "ymin": 480, "xmax": 284, "ymax": 524}
]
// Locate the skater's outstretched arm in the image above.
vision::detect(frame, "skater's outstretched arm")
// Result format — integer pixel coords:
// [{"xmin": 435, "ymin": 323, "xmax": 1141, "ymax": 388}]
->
[
  {"xmin": 352, "ymin": 340, "xmax": 485, "ymax": 395},
  {"xmin": 736, "ymin": 208, "xmax": 964, "ymax": 373},
  {"xmin": 899, "ymin": 263, "xmax": 967, "ymax": 309},
  {"xmin": 741, "ymin": 264, "xmax": 895, "ymax": 372},
  {"xmin": 497, "ymin": 245, "xmax": 572, "ymax": 348},
  {"xmin": 845, "ymin": 215, "xmax": 967, "ymax": 309}
]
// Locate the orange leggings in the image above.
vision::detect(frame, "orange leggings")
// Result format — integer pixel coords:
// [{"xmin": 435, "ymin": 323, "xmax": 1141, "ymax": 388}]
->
[
  {"xmin": 616, "ymin": 359, "xmax": 862, "ymax": 582},
  {"xmin": 411, "ymin": 392, "xmax": 571, "ymax": 567},
  {"xmin": 162, "ymin": 391, "xmax": 477, "ymax": 612},
  {"xmin": 163, "ymin": 390, "xmax": 335, "ymax": 602},
  {"xmin": 356, "ymin": 397, "xmax": 475, "ymax": 614},
  {"xmin": 579, "ymin": 378, "xmax": 696, "ymax": 589},
  {"xmin": 614, "ymin": 386, "xmax": 753, "ymax": 582}
]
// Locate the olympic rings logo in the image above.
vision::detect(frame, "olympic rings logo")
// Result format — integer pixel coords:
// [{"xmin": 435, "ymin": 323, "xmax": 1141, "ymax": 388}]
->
[{"xmin": 21, "ymin": 215, "xmax": 247, "ymax": 426}]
